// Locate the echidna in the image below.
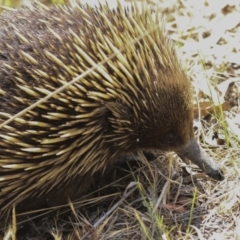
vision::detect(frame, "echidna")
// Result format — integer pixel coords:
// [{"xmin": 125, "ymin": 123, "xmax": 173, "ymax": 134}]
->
[{"xmin": 0, "ymin": 2, "xmax": 224, "ymax": 217}]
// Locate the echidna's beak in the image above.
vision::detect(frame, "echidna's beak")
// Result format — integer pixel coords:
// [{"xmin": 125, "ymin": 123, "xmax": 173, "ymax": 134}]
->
[{"xmin": 177, "ymin": 139, "xmax": 224, "ymax": 181}]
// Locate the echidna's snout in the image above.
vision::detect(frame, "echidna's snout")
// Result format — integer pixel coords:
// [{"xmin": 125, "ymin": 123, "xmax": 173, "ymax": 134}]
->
[{"xmin": 177, "ymin": 139, "xmax": 224, "ymax": 181}]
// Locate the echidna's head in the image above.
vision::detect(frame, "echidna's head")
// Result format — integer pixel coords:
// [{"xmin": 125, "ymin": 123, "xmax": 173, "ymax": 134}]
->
[
  {"xmin": 105, "ymin": 65, "xmax": 194, "ymax": 154},
  {"xmin": 104, "ymin": 58, "xmax": 223, "ymax": 181}
]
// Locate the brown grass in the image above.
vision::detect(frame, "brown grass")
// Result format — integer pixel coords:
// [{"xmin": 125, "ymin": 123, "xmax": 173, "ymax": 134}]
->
[{"xmin": 1, "ymin": 0, "xmax": 240, "ymax": 239}]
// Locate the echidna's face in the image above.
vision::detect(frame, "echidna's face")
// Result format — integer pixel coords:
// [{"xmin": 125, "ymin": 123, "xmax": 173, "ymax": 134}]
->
[
  {"xmin": 133, "ymin": 89, "xmax": 194, "ymax": 152},
  {"xmin": 106, "ymin": 67, "xmax": 194, "ymax": 153},
  {"xmin": 134, "ymin": 101, "xmax": 195, "ymax": 153}
]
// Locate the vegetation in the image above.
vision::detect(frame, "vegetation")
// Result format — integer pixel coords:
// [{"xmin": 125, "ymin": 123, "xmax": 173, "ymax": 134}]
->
[{"xmin": 1, "ymin": 0, "xmax": 239, "ymax": 239}]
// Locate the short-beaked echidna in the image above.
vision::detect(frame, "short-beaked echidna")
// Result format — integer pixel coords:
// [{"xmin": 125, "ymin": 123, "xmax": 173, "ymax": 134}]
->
[{"xmin": 0, "ymin": 2, "xmax": 224, "ymax": 216}]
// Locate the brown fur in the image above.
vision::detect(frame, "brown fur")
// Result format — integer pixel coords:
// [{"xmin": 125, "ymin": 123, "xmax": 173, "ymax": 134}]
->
[{"xmin": 0, "ymin": 2, "xmax": 223, "ymax": 218}]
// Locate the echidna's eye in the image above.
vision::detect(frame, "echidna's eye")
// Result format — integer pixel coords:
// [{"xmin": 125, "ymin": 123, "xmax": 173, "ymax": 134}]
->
[{"xmin": 165, "ymin": 132, "xmax": 177, "ymax": 145}]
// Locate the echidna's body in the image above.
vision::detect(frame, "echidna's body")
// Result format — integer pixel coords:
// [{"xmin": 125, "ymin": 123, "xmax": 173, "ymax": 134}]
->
[{"xmin": 0, "ymin": 2, "xmax": 223, "ymax": 217}]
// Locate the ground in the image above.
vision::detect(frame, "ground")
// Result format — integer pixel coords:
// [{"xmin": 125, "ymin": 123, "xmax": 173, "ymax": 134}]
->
[{"xmin": 1, "ymin": 0, "xmax": 240, "ymax": 239}]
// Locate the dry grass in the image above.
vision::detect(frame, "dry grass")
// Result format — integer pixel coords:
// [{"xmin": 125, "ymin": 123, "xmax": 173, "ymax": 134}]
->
[{"xmin": 1, "ymin": 0, "xmax": 240, "ymax": 239}]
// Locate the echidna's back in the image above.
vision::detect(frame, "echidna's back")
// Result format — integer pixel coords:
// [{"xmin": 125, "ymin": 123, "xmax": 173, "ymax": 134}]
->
[
  {"xmin": 0, "ymin": 5, "xmax": 96, "ymax": 114},
  {"xmin": 0, "ymin": 5, "xmax": 109, "ymax": 215}
]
